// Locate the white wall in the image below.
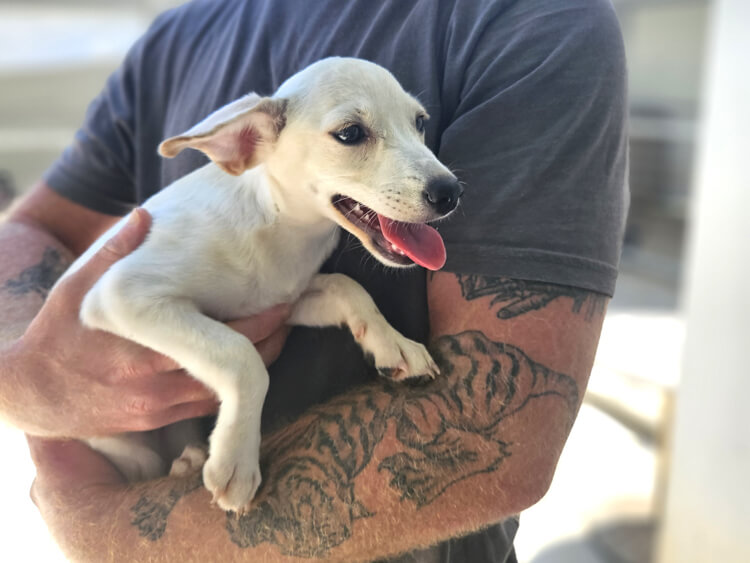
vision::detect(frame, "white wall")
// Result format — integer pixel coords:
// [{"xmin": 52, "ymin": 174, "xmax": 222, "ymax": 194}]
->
[{"xmin": 658, "ymin": 0, "xmax": 750, "ymax": 561}]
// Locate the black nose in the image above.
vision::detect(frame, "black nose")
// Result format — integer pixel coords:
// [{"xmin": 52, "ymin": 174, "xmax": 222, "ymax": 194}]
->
[{"xmin": 423, "ymin": 177, "xmax": 463, "ymax": 215}]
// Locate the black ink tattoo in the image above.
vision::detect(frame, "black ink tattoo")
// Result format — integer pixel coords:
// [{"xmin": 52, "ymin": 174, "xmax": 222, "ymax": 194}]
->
[
  {"xmin": 2, "ymin": 247, "xmax": 67, "ymax": 299},
  {"xmin": 455, "ymin": 274, "xmax": 606, "ymax": 320},
  {"xmin": 131, "ymin": 473, "xmax": 203, "ymax": 541},
  {"xmin": 130, "ymin": 332, "xmax": 579, "ymax": 558},
  {"xmin": 377, "ymin": 332, "xmax": 578, "ymax": 507}
]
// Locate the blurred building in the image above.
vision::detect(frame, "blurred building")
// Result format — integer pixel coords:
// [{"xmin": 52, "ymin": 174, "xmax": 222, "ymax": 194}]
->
[
  {"xmin": 615, "ymin": 0, "xmax": 709, "ymax": 294},
  {"xmin": 0, "ymin": 0, "xmax": 180, "ymax": 206}
]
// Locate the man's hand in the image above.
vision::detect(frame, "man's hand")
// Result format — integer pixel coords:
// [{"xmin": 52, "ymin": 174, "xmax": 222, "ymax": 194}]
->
[{"xmin": 3, "ymin": 208, "xmax": 290, "ymax": 437}]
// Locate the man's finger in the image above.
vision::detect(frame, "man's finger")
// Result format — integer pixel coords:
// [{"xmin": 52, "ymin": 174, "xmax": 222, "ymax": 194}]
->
[
  {"xmin": 65, "ymin": 208, "xmax": 152, "ymax": 301},
  {"xmin": 149, "ymin": 370, "xmax": 217, "ymax": 406},
  {"xmin": 255, "ymin": 325, "xmax": 292, "ymax": 366},
  {"xmin": 142, "ymin": 399, "xmax": 220, "ymax": 430},
  {"xmin": 226, "ymin": 303, "xmax": 291, "ymax": 343}
]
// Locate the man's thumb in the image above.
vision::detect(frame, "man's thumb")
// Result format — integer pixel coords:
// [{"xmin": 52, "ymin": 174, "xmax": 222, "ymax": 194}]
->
[{"xmin": 72, "ymin": 208, "xmax": 151, "ymax": 295}]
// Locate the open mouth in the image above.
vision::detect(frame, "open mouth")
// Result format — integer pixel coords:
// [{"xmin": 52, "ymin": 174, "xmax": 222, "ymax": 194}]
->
[{"xmin": 331, "ymin": 195, "xmax": 446, "ymax": 270}]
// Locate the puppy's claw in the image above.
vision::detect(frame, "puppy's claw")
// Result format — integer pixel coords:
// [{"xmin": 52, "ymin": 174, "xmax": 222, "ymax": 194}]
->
[
  {"xmin": 377, "ymin": 364, "xmax": 435, "ymax": 383},
  {"xmin": 203, "ymin": 452, "xmax": 261, "ymax": 513}
]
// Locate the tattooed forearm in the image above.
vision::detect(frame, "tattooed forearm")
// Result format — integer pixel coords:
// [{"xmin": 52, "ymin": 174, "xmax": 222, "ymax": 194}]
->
[
  {"xmin": 377, "ymin": 332, "xmax": 578, "ymax": 507},
  {"xmin": 2, "ymin": 247, "xmax": 67, "ymax": 298},
  {"xmin": 455, "ymin": 274, "xmax": 606, "ymax": 320},
  {"xmin": 131, "ymin": 473, "xmax": 203, "ymax": 541},
  {"xmin": 129, "ymin": 331, "xmax": 579, "ymax": 558}
]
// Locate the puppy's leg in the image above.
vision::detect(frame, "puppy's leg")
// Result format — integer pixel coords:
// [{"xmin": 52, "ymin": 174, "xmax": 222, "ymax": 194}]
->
[
  {"xmin": 290, "ymin": 274, "xmax": 439, "ymax": 380},
  {"xmin": 81, "ymin": 277, "xmax": 268, "ymax": 513},
  {"xmin": 87, "ymin": 433, "xmax": 165, "ymax": 482}
]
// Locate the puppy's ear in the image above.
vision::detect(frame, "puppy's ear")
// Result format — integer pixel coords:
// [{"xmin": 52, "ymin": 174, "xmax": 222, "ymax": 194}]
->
[{"xmin": 158, "ymin": 94, "xmax": 288, "ymax": 175}]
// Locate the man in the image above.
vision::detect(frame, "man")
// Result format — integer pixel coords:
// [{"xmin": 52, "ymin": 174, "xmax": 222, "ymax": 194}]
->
[{"xmin": 0, "ymin": 0, "xmax": 628, "ymax": 560}]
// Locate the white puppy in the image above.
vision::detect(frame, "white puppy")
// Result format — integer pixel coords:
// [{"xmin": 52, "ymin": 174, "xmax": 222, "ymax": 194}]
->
[{"xmin": 63, "ymin": 57, "xmax": 462, "ymax": 513}]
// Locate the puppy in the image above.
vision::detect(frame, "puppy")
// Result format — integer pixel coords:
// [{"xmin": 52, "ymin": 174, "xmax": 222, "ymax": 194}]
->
[{"xmin": 64, "ymin": 57, "xmax": 461, "ymax": 513}]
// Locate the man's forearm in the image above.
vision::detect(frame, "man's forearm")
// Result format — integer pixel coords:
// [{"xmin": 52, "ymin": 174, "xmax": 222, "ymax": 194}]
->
[
  {"xmin": 0, "ymin": 220, "xmax": 74, "ymax": 427},
  {"xmin": 34, "ymin": 273, "xmax": 604, "ymax": 562},
  {"xmin": 0, "ymin": 220, "xmax": 73, "ymax": 342},
  {"xmin": 50, "ymin": 330, "xmax": 583, "ymax": 562}
]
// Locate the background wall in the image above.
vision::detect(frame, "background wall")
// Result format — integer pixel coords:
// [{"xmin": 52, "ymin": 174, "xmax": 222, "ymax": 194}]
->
[{"xmin": 657, "ymin": 0, "xmax": 750, "ymax": 559}]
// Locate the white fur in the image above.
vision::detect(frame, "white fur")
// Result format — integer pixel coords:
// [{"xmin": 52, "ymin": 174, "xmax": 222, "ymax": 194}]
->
[{"xmin": 63, "ymin": 58, "xmax": 457, "ymax": 512}]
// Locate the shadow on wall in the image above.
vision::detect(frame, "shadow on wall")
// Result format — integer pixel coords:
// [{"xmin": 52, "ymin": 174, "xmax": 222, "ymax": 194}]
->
[{"xmin": 532, "ymin": 519, "xmax": 656, "ymax": 563}]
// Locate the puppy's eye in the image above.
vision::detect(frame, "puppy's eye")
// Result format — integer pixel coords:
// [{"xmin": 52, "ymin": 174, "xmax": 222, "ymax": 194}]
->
[
  {"xmin": 416, "ymin": 115, "xmax": 426, "ymax": 133},
  {"xmin": 333, "ymin": 124, "xmax": 366, "ymax": 145}
]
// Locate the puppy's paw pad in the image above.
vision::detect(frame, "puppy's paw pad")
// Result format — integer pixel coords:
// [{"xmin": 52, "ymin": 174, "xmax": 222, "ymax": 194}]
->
[
  {"xmin": 352, "ymin": 321, "xmax": 368, "ymax": 341},
  {"xmin": 169, "ymin": 444, "xmax": 208, "ymax": 477},
  {"xmin": 203, "ymin": 454, "xmax": 262, "ymax": 514}
]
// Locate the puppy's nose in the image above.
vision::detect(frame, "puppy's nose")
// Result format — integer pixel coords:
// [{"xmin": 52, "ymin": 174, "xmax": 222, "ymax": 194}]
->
[{"xmin": 423, "ymin": 177, "xmax": 463, "ymax": 215}]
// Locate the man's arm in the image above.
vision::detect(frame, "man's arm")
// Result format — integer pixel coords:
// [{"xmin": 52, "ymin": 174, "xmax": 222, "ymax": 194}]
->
[
  {"xmin": 0, "ymin": 183, "xmax": 115, "ymax": 343},
  {"xmin": 30, "ymin": 270, "xmax": 606, "ymax": 562},
  {"xmin": 0, "ymin": 197, "xmax": 284, "ymax": 436},
  {"xmin": 0, "ymin": 183, "xmax": 117, "ymax": 427}
]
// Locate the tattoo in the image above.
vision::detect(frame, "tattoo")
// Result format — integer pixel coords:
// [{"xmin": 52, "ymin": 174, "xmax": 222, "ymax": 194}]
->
[
  {"xmin": 131, "ymin": 473, "xmax": 203, "ymax": 541},
  {"xmin": 129, "ymin": 332, "xmax": 579, "ymax": 558},
  {"xmin": 2, "ymin": 247, "xmax": 67, "ymax": 298},
  {"xmin": 228, "ymin": 332, "xmax": 578, "ymax": 555},
  {"xmin": 377, "ymin": 332, "xmax": 579, "ymax": 508},
  {"xmin": 455, "ymin": 274, "xmax": 606, "ymax": 320}
]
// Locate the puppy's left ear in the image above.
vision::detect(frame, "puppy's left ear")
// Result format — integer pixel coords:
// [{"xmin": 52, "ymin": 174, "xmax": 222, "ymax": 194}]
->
[{"xmin": 159, "ymin": 94, "xmax": 288, "ymax": 175}]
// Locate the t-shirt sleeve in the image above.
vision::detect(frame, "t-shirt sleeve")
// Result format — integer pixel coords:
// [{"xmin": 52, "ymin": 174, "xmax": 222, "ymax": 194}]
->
[
  {"xmin": 437, "ymin": 0, "xmax": 629, "ymax": 296},
  {"xmin": 43, "ymin": 65, "xmax": 138, "ymax": 215},
  {"xmin": 42, "ymin": 12, "xmax": 175, "ymax": 216}
]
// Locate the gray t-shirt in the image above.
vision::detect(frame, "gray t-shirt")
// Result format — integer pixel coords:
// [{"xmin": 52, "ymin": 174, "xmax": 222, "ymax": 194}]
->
[{"xmin": 44, "ymin": 0, "xmax": 628, "ymax": 561}]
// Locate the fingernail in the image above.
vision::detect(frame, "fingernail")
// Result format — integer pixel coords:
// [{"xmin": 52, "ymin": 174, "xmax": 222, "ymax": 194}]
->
[
  {"xmin": 126, "ymin": 208, "xmax": 143, "ymax": 227},
  {"xmin": 29, "ymin": 478, "xmax": 39, "ymax": 507}
]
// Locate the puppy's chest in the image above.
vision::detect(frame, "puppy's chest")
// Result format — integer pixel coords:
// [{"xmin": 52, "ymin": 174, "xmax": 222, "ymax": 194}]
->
[{"xmin": 196, "ymin": 227, "xmax": 339, "ymax": 320}]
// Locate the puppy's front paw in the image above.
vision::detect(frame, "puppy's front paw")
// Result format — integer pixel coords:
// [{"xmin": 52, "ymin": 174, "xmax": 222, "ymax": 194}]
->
[
  {"xmin": 203, "ymin": 445, "xmax": 262, "ymax": 514},
  {"xmin": 361, "ymin": 321, "xmax": 440, "ymax": 381}
]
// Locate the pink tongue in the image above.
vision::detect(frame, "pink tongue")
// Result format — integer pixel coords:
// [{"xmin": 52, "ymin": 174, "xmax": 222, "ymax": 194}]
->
[{"xmin": 378, "ymin": 216, "xmax": 446, "ymax": 270}]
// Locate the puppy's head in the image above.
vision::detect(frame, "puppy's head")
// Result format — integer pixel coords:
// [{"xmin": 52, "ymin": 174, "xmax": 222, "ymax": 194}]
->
[{"xmin": 160, "ymin": 57, "xmax": 461, "ymax": 270}]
